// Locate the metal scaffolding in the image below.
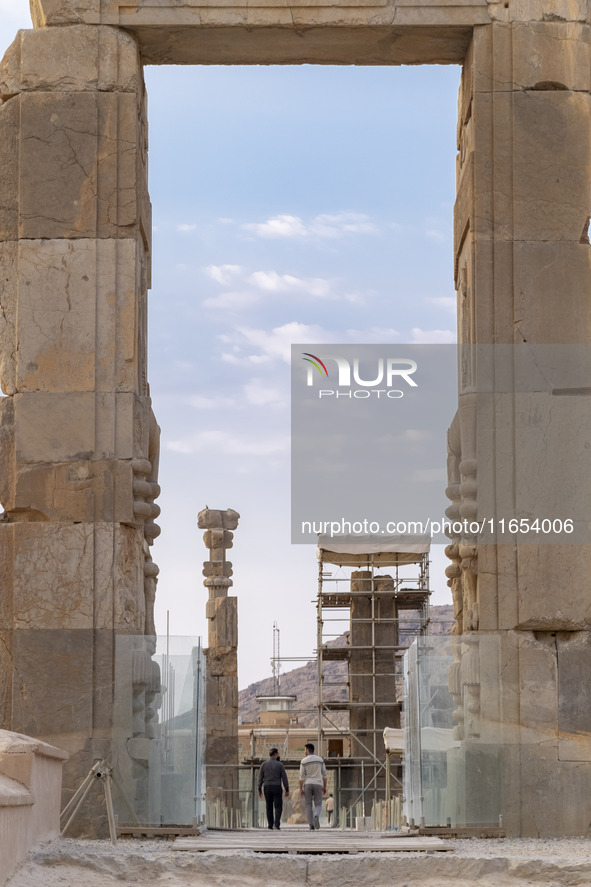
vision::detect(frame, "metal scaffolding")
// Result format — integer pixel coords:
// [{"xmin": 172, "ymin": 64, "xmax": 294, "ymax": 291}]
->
[{"xmin": 315, "ymin": 535, "xmax": 431, "ymax": 816}]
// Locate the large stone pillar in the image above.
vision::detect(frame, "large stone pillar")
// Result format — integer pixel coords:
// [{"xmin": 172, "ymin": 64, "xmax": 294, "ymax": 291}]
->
[
  {"xmin": 198, "ymin": 507, "xmax": 240, "ymax": 818},
  {"xmin": 0, "ymin": 25, "xmax": 159, "ymax": 832},
  {"xmin": 449, "ymin": 18, "xmax": 591, "ymax": 835}
]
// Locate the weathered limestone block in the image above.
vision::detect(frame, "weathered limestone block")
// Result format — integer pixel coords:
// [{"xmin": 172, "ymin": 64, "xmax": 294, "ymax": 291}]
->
[
  {"xmin": 0, "ymin": 397, "xmax": 14, "ymax": 509},
  {"xmin": 513, "ymin": 91, "xmax": 591, "ymax": 242},
  {"xmin": 198, "ymin": 508, "xmax": 239, "ymax": 531},
  {"xmin": 13, "ymin": 391, "xmax": 151, "ymax": 464},
  {"xmin": 202, "ymin": 562, "xmax": 233, "ymax": 578},
  {"xmin": 0, "ymin": 626, "xmax": 12, "ymax": 734},
  {"xmin": 10, "ymin": 461, "xmax": 132, "ymax": 524},
  {"xmin": 13, "ymin": 239, "xmax": 147, "ymax": 395},
  {"xmin": 557, "ymin": 631, "xmax": 591, "ymax": 761},
  {"xmin": 98, "ymin": 394, "xmax": 153, "ymax": 460},
  {"xmin": 0, "ymin": 26, "xmax": 150, "ymax": 246},
  {"xmin": 0, "ymin": 101, "xmax": 18, "ymax": 245},
  {"xmin": 10, "ymin": 628, "xmax": 95, "ymax": 741},
  {"xmin": 208, "ymin": 597, "xmax": 238, "ymax": 648},
  {"xmin": 472, "ymin": 241, "xmax": 514, "ymax": 341},
  {"xmin": 207, "ymin": 675, "xmax": 238, "ymax": 709},
  {"xmin": 509, "ymin": 23, "xmax": 591, "ymax": 92},
  {"xmin": 515, "ymin": 631, "xmax": 558, "ymax": 749},
  {"xmin": 17, "ymin": 243, "xmax": 95, "ymax": 393},
  {"xmin": 516, "ymin": 546, "xmax": 591, "ymax": 629},
  {"xmin": 205, "ymin": 734, "xmax": 239, "ymax": 768},
  {"xmin": 12, "ymin": 523, "xmax": 95, "ymax": 630},
  {"xmin": 14, "ymin": 392, "xmax": 95, "ymax": 463},
  {"xmin": 93, "ymin": 523, "xmax": 146, "ymax": 632},
  {"xmin": 29, "ymin": 0, "xmax": 98, "ymax": 26},
  {"xmin": 16, "ymin": 91, "xmax": 144, "ymax": 239},
  {"xmin": 0, "ymin": 26, "xmax": 140, "ymax": 95},
  {"xmin": 513, "ymin": 243, "xmax": 591, "ymax": 342},
  {"xmin": 517, "ymin": 752, "xmax": 591, "ymax": 836},
  {"xmin": 1, "ymin": 522, "xmax": 144, "ymax": 634},
  {"xmin": 0, "ymin": 524, "xmax": 14, "ymax": 632},
  {"xmin": 490, "ymin": 0, "xmax": 588, "ymax": 23},
  {"xmin": 206, "ymin": 648, "xmax": 238, "ymax": 678},
  {"xmin": 514, "ymin": 394, "xmax": 591, "ymax": 519},
  {"xmin": 470, "ymin": 22, "xmax": 591, "ymax": 93}
]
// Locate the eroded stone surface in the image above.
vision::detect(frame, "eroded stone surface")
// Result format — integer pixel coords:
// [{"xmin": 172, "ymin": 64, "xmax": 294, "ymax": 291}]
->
[
  {"xmin": 0, "ymin": 26, "xmax": 140, "ymax": 95},
  {"xmin": 13, "ymin": 239, "xmax": 143, "ymax": 394}
]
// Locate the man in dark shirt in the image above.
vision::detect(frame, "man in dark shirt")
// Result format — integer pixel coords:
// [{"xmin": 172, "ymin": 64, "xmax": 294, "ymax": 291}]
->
[{"xmin": 258, "ymin": 748, "xmax": 290, "ymax": 830}]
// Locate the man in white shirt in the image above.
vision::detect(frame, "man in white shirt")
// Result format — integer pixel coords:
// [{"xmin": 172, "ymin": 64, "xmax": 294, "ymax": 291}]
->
[{"xmin": 299, "ymin": 742, "xmax": 327, "ymax": 830}]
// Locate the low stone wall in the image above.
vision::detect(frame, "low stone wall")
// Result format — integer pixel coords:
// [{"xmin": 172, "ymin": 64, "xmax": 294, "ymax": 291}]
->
[{"xmin": 0, "ymin": 730, "xmax": 68, "ymax": 885}]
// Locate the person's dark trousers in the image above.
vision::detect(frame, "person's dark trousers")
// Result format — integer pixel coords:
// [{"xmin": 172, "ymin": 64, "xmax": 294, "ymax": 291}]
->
[{"xmin": 264, "ymin": 785, "xmax": 283, "ymax": 828}]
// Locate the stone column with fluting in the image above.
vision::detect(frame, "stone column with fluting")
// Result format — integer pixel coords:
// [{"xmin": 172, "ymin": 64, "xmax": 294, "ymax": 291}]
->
[
  {"xmin": 198, "ymin": 507, "xmax": 240, "ymax": 815},
  {"xmin": 0, "ymin": 24, "xmax": 159, "ymax": 834},
  {"xmin": 448, "ymin": 19, "xmax": 591, "ymax": 836}
]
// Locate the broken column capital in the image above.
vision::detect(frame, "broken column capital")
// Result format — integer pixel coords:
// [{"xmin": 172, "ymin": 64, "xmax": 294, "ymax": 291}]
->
[{"xmin": 199, "ymin": 507, "xmax": 240, "ymax": 597}]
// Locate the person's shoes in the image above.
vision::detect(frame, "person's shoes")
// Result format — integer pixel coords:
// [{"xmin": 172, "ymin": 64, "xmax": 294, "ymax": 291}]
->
[
  {"xmin": 309, "ymin": 825, "xmax": 315, "ymax": 830},
  {"xmin": 268, "ymin": 826, "xmax": 273, "ymax": 830},
  {"xmin": 314, "ymin": 815, "xmax": 320, "ymax": 829},
  {"xmin": 275, "ymin": 826, "xmax": 280, "ymax": 830}
]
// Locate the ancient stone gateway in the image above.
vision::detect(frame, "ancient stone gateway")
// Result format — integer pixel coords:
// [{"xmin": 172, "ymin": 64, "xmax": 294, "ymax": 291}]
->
[{"xmin": 1, "ymin": 0, "xmax": 590, "ymax": 837}]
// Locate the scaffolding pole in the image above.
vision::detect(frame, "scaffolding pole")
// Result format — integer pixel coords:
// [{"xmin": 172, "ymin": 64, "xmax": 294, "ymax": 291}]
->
[{"xmin": 315, "ymin": 537, "xmax": 431, "ymax": 819}]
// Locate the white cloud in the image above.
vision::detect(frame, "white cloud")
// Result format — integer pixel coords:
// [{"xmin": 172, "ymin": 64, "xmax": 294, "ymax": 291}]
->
[
  {"xmin": 426, "ymin": 296, "xmax": 456, "ymax": 315},
  {"xmin": 244, "ymin": 379, "xmax": 286, "ymax": 407},
  {"xmin": 249, "ymin": 270, "xmax": 332, "ymax": 298},
  {"xmin": 205, "ymin": 264, "xmax": 244, "ymax": 285},
  {"xmin": 410, "ymin": 327, "xmax": 456, "ymax": 344},
  {"xmin": 203, "ymin": 264, "xmax": 363, "ymax": 306},
  {"xmin": 243, "ymin": 215, "xmax": 307, "ymax": 238},
  {"xmin": 177, "ymin": 223, "xmax": 197, "ymax": 232},
  {"xmin": 242, "ymin": 211, "xmax": 378, "ymax": 240},
  {"xmin": 166, "ymin": 429, "xmax": 290, "ymax": 457},
  {"xmin": 235, "ymin": 322, "xmax": 333, "ymax": 363},
  {"xmin": 426, "ymin": 228, "xmax": 446, "ymax": 242},
  {"xmin": 221, "ymin": 352, "xmax": 271, "ymax": 366},
  {"xmin": 309, "ymin": 212, "xmax": 379, "ymax": 238},
  {"xmin": 202, "ymin": 290, "xmax": 261, "ymax": 310}
]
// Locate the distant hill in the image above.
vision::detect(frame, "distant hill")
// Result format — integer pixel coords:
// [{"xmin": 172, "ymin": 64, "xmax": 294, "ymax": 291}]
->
[{"xmin": 239, "ymin": 604, "xmax": 454, "ymax": 727}]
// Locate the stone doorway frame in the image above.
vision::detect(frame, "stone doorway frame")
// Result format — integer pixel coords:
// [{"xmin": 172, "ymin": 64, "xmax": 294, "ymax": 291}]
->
[{"xmin": 2, "ymin": 0, "xmax": 591, "ymax": 836}]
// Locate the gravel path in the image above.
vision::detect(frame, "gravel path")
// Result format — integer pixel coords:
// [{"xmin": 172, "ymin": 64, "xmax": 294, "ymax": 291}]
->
[{"xmin": 6, "ymin": 835, "xmax": 591, "ymax": 887}]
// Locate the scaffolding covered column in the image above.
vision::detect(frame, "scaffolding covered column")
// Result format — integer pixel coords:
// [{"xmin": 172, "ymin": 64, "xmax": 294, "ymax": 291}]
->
[{"xmin": 316, "ymin": 535, "xmax": 430, "ymax": 819}]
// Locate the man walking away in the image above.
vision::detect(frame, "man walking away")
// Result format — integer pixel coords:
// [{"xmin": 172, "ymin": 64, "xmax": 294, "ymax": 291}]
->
[
  {"xmin": 326, "ymin": 793, "xmax": 335, "ymax": 826},
  {"xmin": 299, "ymin": 742, "xmax": 327, "ymax": 830},
  {"xmin": 258, "ymin": 748, "xmax": 290, "ymax": 830}
]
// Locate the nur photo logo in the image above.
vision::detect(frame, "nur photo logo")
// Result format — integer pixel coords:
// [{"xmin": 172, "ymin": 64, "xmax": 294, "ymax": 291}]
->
[{"xmin": 301, "ymin": 352, "xmax": 418, "ymax": 399}]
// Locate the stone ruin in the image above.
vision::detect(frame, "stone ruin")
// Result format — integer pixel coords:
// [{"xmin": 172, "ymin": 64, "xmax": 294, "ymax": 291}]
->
[
  {"xmin": 0, "ymin": 0, "xmax": 590, "ymax": 836},
  {"xmin": 198, "ymin": 507, "xmax": 240, "ymax": 816}
]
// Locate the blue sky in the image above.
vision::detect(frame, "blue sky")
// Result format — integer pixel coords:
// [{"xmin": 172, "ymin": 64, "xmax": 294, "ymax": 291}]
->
[{"xmin": 1, "ymin": 2, "xmax": 459, "ymax": 686}]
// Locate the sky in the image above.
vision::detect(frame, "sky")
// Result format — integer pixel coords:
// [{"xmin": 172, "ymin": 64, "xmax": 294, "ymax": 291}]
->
[{"xmin": 1, "ymin": 2, "xmax": 459, "ymax": 688}]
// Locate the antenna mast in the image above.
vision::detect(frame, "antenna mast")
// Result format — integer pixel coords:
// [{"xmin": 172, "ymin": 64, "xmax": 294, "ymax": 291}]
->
[{"xmin": 271, "ymin": 621, "xmax": 281, "ymax": 695}]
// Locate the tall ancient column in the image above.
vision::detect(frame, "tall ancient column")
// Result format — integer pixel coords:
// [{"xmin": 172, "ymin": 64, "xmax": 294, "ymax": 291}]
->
[
  {"xmin": 0, "ymin": 24, "xmax": 159, "ymax": 831},
  {"xmin": 449, "ymin": 18, "xmax": 591, "ymax": 835},
  {"xmin": 198, "ymin": 507, "xmax": 240, "ymax": 817}
]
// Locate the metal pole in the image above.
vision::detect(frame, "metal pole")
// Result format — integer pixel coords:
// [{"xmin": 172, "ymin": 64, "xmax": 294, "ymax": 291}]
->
[
  {"xmin": 317, "ymin": 553, "xmax": 324, "ymax": 756},
  {"xmin": 385, "ymin": 751, "xmax": 391, "ymax": 829},
  {"xmin": 103, "ymin": 770, "xmax": 118, "ymax": 845},
  {"xmin": 361, "ymin": 759, "xmax": 365, "ymax": 819}
]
